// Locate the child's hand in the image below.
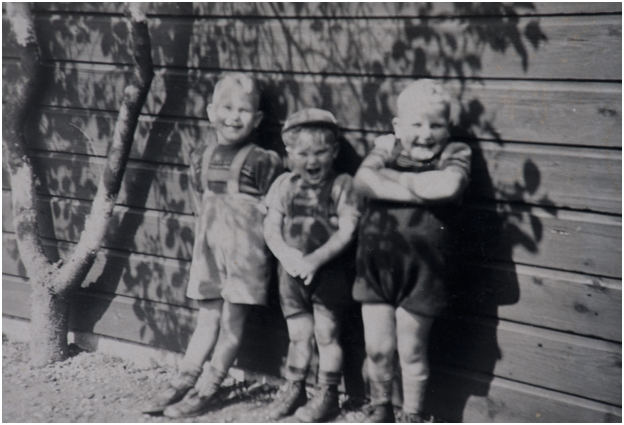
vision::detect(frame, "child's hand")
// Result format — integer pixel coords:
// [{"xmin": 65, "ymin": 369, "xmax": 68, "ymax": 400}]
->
[
  {"xmin": 280, "ymin": 248, "xmax": 305, "ymax": 278},
  {"xmin": 297, "ymin": 255, "xmax": 322, "ymax": 286}
]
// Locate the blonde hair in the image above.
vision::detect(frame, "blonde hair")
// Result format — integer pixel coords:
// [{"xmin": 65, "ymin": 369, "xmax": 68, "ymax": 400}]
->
[
  {"xmin": 397, "ymin": 79, "xmax": 460, "ymax": 126},
  {"xmin": 211, "ymin": 73, "xmax": 261, "ymax": 110}
]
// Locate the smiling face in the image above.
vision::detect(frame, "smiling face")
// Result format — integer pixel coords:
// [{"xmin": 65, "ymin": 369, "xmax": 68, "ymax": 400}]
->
[
  {"xmin": 287, "ymin": 130, "xmax": 338, "ymax": 186},
  {"xmin": 207, "ymin": 86, "xmax": 263, "ymax": 145},
  {"xmin": 392, "ymin": 100, "xmax": 450, "ymax": 162}
]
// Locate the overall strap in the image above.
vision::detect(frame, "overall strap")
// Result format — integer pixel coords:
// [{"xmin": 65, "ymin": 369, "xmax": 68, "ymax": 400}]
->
[
  {"xmin": 227, "ymin": 143, "xmax": 255, "ymax": 194},
  {"xmin": 317, "ymin": 173, "xmax": 337, "ymax": 217},
  {"xmin": 200, "ymin": 142, "xmax": 220, "ymax": 193}
]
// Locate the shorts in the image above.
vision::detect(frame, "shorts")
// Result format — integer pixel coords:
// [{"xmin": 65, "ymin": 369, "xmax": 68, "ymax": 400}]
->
[
  {"xmin": 278, "ymin": 255, "xmax": 353, "ymax": 318},
  {"xmin": 353, "ymin": 201, "xmax": 455, "ymax": 317},
  {"xmin": 186, "ymin": 193, "xmax": 271, "ymax": 306}
]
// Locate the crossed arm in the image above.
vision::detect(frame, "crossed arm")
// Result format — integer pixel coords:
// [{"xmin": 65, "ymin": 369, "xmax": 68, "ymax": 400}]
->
[{"xmin": 353, "ymin": 156, "xmax": 468, "ymax": 204}]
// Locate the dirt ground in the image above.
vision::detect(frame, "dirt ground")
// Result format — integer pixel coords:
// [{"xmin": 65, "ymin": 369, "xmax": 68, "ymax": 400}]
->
[{"xmin": 2, "ymin": 334, "xmax": 373, "ymax": 423}]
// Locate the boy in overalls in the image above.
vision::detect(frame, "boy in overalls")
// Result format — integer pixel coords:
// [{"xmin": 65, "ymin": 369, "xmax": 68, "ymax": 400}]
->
[
  {"xmin": 142, "ymin": 73, "xmax": 283, "ymax": 418},
  {"xmin": 353, "ymin": 79, "xmax": 471, "ymax": 422},
  {"xmin": 264, "ymin": 109, "xmax": 360, "ymax": 422}
]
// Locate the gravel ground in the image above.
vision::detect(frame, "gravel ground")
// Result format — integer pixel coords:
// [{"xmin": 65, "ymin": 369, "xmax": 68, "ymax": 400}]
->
[{"xmin": 2, "ymin": 334, "xmax": 373, "ymax": 423}]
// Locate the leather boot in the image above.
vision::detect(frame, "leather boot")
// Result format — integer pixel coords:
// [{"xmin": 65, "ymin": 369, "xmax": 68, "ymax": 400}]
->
[
  {"xmin": 295, "ymin": 384, "xmax": 340, "ymax": 423},
  {"xmin": 267, "ymin": 380, "xmax": 307, "ymax": 420},
  {"xmin": 141, "ymin": 362, "xmax": 202, "ymax": 414}
]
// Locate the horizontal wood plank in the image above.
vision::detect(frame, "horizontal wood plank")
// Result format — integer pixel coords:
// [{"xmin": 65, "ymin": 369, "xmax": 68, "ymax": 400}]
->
[
  {"xmin": 430, "ymin": 316, "xmax": 622, "ymax": 405},
  {"xmin": 1, "ymin": 275, "xmax": 195, "ymax": 353},
  {"xmin": 4, "ymin": 274, "xmax": 621, "ymax": 423},
  {"xmin": 463, "ymin": 203, "xmax": 621, "ymax": 278},
  {"xmin": 4, "ymin": 14, "xmax": 621, "ymax": 80},
  {"xmin": 4, "ymin": 232, "xmax": 620, "ymax": 341},
  {"xmin": 3, "ymin": 64, "xmax": 621, "ymax": 149},
  {"xmin": 30, "ymin": 3, "xmax": 624, "ymax": 17},
  {"xmin": 470, "ymin": 142, "xmax": 622, "ymax": 214},
  {"xmin": 455, "ymin": 262, "xmax": 622, "ymax": 341},
  {"xmin": 4, "ymin": 191, "xmax": 621, "ymax": 277},
  {"xmin": 2, "ymin": 191, "xmax": 196, "ymax": 261},
  {"xmin": 4, "ymin": 142, "xmax": 619, "ymax": 215},
  {"xmin": 427, "ymin": 365, "xmax": 622, "ymax": 422},
  {"xmin": 2, "ymin": 233, "xmax": 192, "ymax": 308},
  {"xmin": 5, "ymin": 274, "xmax": 620, "ymax": 406}
]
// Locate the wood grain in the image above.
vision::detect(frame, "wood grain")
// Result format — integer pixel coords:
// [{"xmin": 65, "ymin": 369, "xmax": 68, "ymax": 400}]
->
[
  {"xmin": 3, "ymin": 142, "xmax": 619, "ymax": 215},
  {"xmin": 5, "ymin": 233, "xmax": 620, "ymax": 341},
  {"xmin": 5, "ymin": 275, "xmax": 620, "ymax": 405},
  {"xmin": 456, "ymin": 262, "xmax": 622, "ymax": 341},
  {"xmin": 427, "ymin": 365, "xmax": 622, "ymax": 423},
  {"xmin": 30, "ymin": 3, "xmax": 623, "ymax": 17},
  {"xmin": 464, "ymin": 203, "xmax": 622, "ymax": 278},
  {"xmin": 4, "ymin": 14, "xmax": 621, "ymax": 80},
  {"xmin": 4, "ymin": 62, "xmax": 620, "ymax": 148},
  {"xmin": 430, "ymin": 315, "xmax": 622, "ymax": 405},
  {"xmin": 2, "ymin": 233, "xmax": 192, "ymax": 308},
  {"xmin": 4, "ymin": 191, "xmax": 620, "ymax": 277}
]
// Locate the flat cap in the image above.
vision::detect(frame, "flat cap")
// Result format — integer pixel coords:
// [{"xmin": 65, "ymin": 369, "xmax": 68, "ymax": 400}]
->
[{"xmin": 282, "ymin": 108, "xmax": 338, "ymax": 134}]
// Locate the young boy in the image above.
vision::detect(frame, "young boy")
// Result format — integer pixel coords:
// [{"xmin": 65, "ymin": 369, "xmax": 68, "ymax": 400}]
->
[
  {"xmin": 142, "ymin": 73, "xmax": 283, "ymax": 418},
  {"xmin": 263, "ymin": 109, "xmax": 360, "ymax": 422},
  {"xmin": 352, "ymin": 79, "xmax": 471, "ymax": 422}
]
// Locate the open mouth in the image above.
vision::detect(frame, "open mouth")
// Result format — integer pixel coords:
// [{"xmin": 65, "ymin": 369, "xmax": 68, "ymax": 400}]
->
[
  {"xmin": 410, "ymin": 146, "xmax": 436, "ymax": 160},
  {"xmin": 224, "ymin": 124, "xmax": 242, "ymax": 132},
  {"xmin": 306, "ymin": 167, "xmax": 322, "ymax": 180}
]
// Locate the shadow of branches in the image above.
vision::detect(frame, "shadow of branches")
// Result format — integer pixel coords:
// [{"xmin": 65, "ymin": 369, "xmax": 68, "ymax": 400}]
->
[{"xmin": 4, "ymin": 2, "xmax": 555, "ymax": 420}]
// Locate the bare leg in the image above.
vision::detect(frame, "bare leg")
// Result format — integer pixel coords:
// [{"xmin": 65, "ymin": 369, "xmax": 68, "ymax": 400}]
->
[
  {"xmin": 208, "ymin": 301, "xmax": 250, "ymax": 374},
  {"xmin": 359, "ymin": 303, "xmax": 397, "ymax": 422},
  {"xmin": 313, "ymin": 304, "xmax": 343, "ymax": 373},
  {"xmin": 183, "ymin": 299, "xmax": 224, "ymax": 367},
  {"xmin": 362, "ymin": 303, "xmax": 397, "ymax": 383},
  {"xmin": 285, "ymin": 312, "xmax": 315, "ymax": 375},
  {"xmin": 395, "ymin": 307, "xmax": 433, "ymax": 416}
]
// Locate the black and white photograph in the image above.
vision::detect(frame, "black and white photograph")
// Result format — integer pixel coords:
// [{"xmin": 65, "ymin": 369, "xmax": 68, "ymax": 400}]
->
[{"xmin": 2, "ymin": 2, "xmax": 621, "ymax": 423}]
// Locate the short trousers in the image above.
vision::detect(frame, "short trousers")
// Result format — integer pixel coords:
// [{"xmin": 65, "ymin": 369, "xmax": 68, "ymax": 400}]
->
[
  {"xmin": 353, "ymin": 201, "xmax": 455, "ymax": 317},
  {"xmin": 186, "ymin": 193, "xmax": 271, "ymax": 306},
  {"xmin": 278, "ymin": 255, "xmax": 353, "ymax": 318}
]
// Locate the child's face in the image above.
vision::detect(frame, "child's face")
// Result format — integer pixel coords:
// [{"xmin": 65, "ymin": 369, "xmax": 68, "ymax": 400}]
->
[
  {"xmin": 392, "ymin": 101, "xmax": 450, "ymax": 161},
  {"xmin": 288, "ymin": 133, "xmax": 338, "ymax": 186},
  {"xmin": 207, "ymin": 87, "xmax": 263, "ymax": 145}
]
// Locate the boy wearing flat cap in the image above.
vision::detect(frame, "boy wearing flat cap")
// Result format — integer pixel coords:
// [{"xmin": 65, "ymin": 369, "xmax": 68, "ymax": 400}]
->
[{"xmin": 264, "ymin": 108, "xmax": 361, "ymax": 422}]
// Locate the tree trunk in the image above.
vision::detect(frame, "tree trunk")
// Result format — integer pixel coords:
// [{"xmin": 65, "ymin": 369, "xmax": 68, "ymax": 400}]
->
[
  {"xmin": 3, "ymin": 3, "xmax": 153, "ymax": 366},
  {"xmin": 30, "ymin": 279, "xmax": 71, "ymax": 364}
]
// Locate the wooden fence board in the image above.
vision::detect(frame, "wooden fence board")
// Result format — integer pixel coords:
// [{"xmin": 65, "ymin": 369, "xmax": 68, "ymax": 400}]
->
[
  {"xmin": 30, "ymin": 3, "xmax": 624, "ymax": 17},
  {"xmin": 4, "ymin": 231, "xmax": 620, "ymax": 341},
  {"xmin": 427, "ymin": 365, "xmax": 622, "ymax": 423},
  {"xmin": 457, "ymin": 262, "xmax": 622, "ymax": 342},
  {"xmin": 4, "ymin": 14, "xmax": 620, "ymax": 80},
  {"xmin": 465, "ymin": 204, "xmax": 622, "ymax": 278},
  {"xmin": 2, "ymin": 191, "xmax": 196, "ymax": 261},
  {"xmin": 1, "ymin": 275, "xmax": 196, "ymax": 353},
  {"xmin": 431, "ymin": 316, "xmax": 622, "ymax": 405},
  {"xmin": 24, "ymin": 152, "xmax": 194, "ymax": 214},
  {"xmin": 4, "ymin": 270, "xmax": 623, "ymax": 422},
  {"xmin": 471, "ymin": 142, "xmax": 622, "ymax": 214},
  {"xmin": 5, "ymin": 273, "xmax": 620, "ymax": 405},
  {"xmin": 3, "ymin": 63, "xmax": 621, "ymax": 149},
  {"xmin": 4, "ymin": 143, "xmax": 619, "ymax": 215},
  {"xmin": 2, "ymin": 233, "xmax": 192, "ymax": 308},
  {"xmin": 4, "ymin": 190, "xmax": 621, "ymax": 279}
]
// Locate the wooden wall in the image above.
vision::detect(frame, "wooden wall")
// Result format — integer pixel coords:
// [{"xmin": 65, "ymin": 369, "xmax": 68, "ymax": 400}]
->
[{"xmin": 2, "ymin": 3, "xmax": 621, "ymax": 422}]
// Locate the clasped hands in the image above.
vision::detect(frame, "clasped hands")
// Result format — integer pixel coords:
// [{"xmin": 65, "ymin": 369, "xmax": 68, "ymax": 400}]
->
[{"xmin": 281, "ymin": 248, "xmax": 321, "ymax": 286}]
